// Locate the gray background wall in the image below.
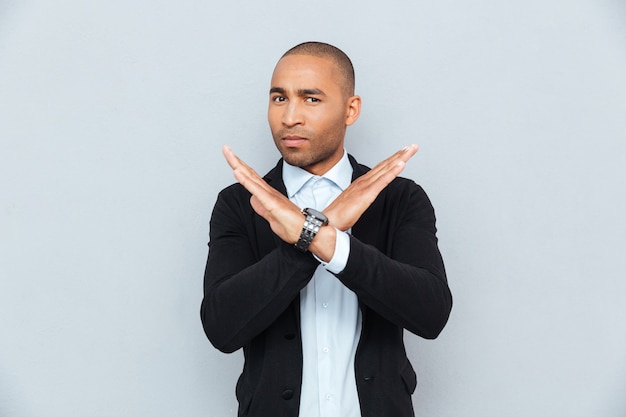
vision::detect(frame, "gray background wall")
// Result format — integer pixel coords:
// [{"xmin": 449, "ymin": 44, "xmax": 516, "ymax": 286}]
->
[{"xmin": 1, "ymin": 0, "xmax": 625, "ymax": 416}]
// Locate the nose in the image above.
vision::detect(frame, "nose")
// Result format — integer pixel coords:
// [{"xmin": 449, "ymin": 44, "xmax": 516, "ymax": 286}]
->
[{"xmin": 282, "ymin": 101, "xmax": 304, "ymax": 127}]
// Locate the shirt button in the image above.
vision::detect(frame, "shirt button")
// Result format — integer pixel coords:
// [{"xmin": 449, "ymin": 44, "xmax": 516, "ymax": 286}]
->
[
  {"xmin": 325, "ymin": 394, "xmax": 333, "ymax": 401},
  {"xmin": 282, "ymin": 390, "xmax": 294, "ymax": 400},
  {"xmin": 322, "ymin": 302, "xmax": 328, "ymax": 308},
  {"xmin": 323, "ymin": 347, "xmax": 329, "ymax": 353}
]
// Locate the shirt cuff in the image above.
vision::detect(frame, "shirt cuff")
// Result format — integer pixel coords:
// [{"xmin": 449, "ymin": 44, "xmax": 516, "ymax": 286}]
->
[{"xmin": 315, "ymin": 228, "xmax": 350, "ymax": 274}]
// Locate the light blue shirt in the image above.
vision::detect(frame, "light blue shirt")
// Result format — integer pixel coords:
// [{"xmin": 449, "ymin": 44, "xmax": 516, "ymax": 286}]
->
[{"xmin": 283, "ymin": 151, "xmax": 363, "ymax": 417}]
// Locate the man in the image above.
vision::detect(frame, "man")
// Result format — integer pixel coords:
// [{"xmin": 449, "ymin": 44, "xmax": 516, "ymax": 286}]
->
[{"xmin": 201, "ymin": 42, "xmax": 452, "ymax": 417}]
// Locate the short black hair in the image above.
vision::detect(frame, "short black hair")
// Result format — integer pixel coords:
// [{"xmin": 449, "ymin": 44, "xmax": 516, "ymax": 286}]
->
[{"xmin": 281, "ymin": 41, "xmax": 355, "ymax": 96}]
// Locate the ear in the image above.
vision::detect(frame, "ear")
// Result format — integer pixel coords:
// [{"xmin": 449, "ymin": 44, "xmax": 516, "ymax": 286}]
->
[{"xmin": 345, "ymin": 95, "xmax": 361, "ymax": 126}]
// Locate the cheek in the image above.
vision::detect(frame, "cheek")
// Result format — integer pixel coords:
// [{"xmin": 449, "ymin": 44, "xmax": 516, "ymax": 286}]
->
[{"xmin": 311, "ymin": 110, "xmax": 346, "ymax": 134}]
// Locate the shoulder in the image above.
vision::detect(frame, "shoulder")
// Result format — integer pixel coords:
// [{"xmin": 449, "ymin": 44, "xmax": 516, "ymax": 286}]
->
[
  {"xmin": 216, "ymin": 182, "xmax": 250, "ymax": 205},
  {"xmin": 382, "ymin": 177, "xmax": 432, "ymax": 216},
  {"xmin": 389, "ymin": 176, "xmax": 427, "ymax": 197}
]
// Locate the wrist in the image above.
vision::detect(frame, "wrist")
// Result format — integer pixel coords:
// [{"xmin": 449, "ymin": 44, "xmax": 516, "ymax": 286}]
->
[
  {"xmin": 294, "ymin": 208, "xmax": 328, "ymax": 252},
  {"xmin": 308, "ymin": 226, "xmax": 336, "ymax": 263}
]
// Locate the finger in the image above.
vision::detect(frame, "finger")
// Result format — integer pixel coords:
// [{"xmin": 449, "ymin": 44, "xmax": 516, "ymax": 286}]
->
[
  {"xmin": 400, "ymin": 143, "xmax": 419, "ymax": 161},
  {"xmin": 249, "ymin": 195, "xmax": 269, "ymax": 218},
  {"xmin": 362, "ymin": 144, "xmax": 418, "ymax": 182},
  {"xmin": 222, "ymin": 145, "xmax": 269, "ymax": 192},
  {"xmin": 222, "ymin": 145, "xmax": 265, "ymax": 180},
  {"xmin": 231, "ymin": 163, "xmax": 289, "ymax": 213},
  {"xmin": 372, "ymin": 159, "xmax": 408, "ymax": 185},
  {"xmin": 233, "ymin": 166, "xmax": 272, "ymax": 196},
  {"xmin": 374, "ymin": 144, "xmax": 418, "ymax": 173},
  {"xmin": 357, "ymin": 144, "xmax": 419, "ymax": 187},
  {"xmin": 223, "ymin": 146, "xmax": 264, "ymax": 190},
  {"xmin": 222, "ymin": 145, "xmax": 244, "ymax": 170}
]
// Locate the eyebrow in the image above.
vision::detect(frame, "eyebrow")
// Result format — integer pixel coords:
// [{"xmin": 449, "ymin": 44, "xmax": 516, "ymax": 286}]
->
[{"xmin": 269, "ymin": 87, "xmax": 326, "ymax": 96}]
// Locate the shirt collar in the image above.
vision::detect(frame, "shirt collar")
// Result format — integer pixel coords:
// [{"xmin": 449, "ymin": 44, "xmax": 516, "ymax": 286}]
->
[{"xmin": 282, "ymin": 150, "xmax": 353, "ymax": 199}]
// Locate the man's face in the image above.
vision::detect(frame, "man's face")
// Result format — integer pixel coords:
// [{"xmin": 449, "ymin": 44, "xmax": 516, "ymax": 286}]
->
[{"xmin": 268, "ymin": 54, "xmax": 359, "ymax": 176}]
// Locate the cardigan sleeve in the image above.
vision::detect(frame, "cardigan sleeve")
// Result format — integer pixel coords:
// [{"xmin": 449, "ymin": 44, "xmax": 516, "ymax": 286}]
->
[
  {"xmin": 336, "ymin": 180, "xmax": 452, "ymax": 339},
  {"xmin": 200, "ymin": 184, "xmax": 319, "ymax": 353}
]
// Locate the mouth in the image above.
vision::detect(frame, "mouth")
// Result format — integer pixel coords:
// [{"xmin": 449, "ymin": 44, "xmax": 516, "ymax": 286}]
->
[{"xmin": 282, "ymin": 135, "xmax": 307, "ymax": 148}]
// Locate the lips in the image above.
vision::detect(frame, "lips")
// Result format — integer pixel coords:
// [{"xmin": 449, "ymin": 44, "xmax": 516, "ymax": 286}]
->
[{"xmin": 282, "ymin": 135, "xmax": 307, "ymax": 147}]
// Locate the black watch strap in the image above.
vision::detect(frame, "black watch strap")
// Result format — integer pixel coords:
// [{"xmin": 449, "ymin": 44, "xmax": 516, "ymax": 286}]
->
[{"xmin": 295, "ymin": 208, "xmax": 329, "ymax": 252}]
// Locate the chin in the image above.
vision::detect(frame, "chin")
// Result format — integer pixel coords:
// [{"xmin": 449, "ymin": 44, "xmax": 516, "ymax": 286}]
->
[{"xmin": 282, "ymin": 153, "xmax": 315, "ymax": 169}]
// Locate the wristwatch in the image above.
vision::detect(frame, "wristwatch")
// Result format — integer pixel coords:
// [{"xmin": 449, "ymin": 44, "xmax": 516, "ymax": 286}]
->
[{"xmin": 294, "ymin": 208, "xmax": 329, "ymax": 252}]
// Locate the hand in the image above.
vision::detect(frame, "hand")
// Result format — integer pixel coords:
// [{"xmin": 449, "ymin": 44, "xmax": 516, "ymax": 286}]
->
[
  {"xmin": 324, "ymin": 144, "xmax": 418, "ymax": 231},
  {"xmin": 222, "ymin": 145, "xmax": 304, "ymax": 245},
  {"xmin": 221, "ymin": 144, "xmax": 418, "ymax": 262}
]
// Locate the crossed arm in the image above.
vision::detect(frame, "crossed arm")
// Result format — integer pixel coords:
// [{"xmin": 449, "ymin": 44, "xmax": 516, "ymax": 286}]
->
[
  {"xmin": 222, "ymin": 144, "xmax": 419, "ymax": 261},
  {"xmin": 202, "ymin": 145, "xmax": 451, "ymax": 352}
]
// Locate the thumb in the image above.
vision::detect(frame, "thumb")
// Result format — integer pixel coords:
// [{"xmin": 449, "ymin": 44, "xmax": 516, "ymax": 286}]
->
[{"xmin": 250, "ymin": 195, "xmax": 268, "ymax": 219}]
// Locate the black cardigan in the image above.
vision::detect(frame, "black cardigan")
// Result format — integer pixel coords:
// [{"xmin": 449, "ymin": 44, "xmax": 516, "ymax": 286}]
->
[{"xmin": 201, "ymin": 155, "xmax": 452, "ymax": 417}]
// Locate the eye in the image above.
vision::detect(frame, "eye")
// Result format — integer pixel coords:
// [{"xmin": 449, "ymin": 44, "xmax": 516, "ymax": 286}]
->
[
  {"xmin": 305, "ymin": 97, "xmax": 320, "ymax": 103},
  {"xmin": 272, "ymin": 96, "xmax": 287, "ymax": 103}
]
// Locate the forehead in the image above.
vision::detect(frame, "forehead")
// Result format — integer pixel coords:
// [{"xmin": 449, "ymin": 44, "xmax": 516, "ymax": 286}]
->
[{"xmin": 270, "ymin": 54, "xmax": 341, "ymax": 91}]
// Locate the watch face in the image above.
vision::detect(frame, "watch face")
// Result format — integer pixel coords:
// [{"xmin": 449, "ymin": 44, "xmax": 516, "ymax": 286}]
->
[{"xmin": 304, "ymin": 208, "xmax": 329, "ymax": 225}]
